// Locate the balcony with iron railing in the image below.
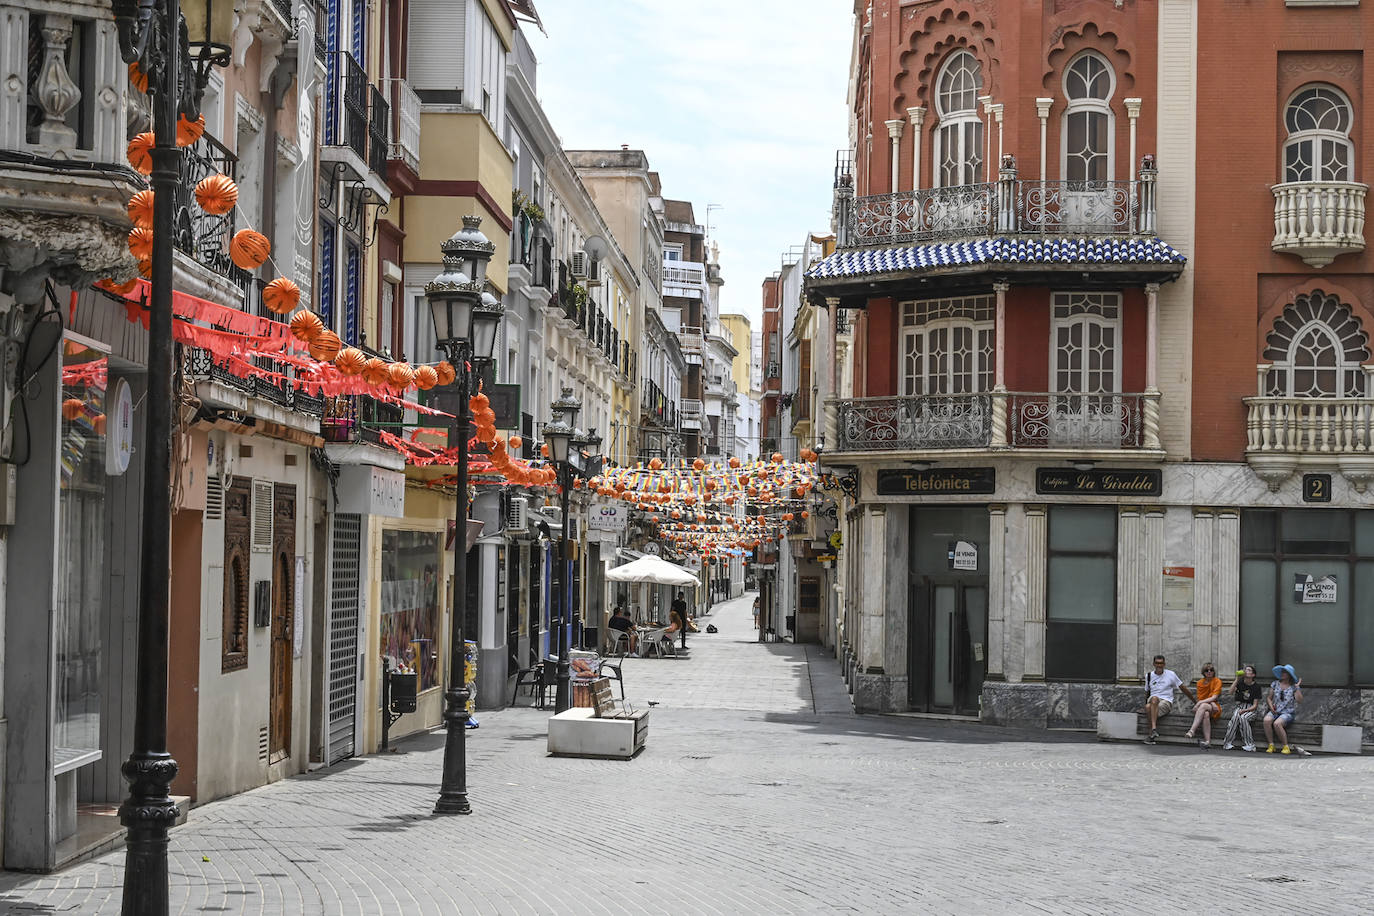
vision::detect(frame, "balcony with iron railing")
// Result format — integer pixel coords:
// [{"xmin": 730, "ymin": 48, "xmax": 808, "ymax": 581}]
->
[
  {"xmin": 678, "ymin": 325, "xmax": 704, "ymax": 364},
  {"xmin": 321, "ymin": 393, "xmax": 404, "ymax": 445},
  {"xmin": 836, "ymin": 156, "xmax": 1158, "ymax": 250},
  {"xmin": 831, "ymin": 391, "xmax": 1161, "ymax": 455},
  {"xmin": 680, "ymin": 398, "xmax": 704, "ymax": 431},
  {"xmin": 323, "ymin": 51, "xmax": 390, "ymax": 191},
  {"xmin": 385, "ymin": 78, "xmax": 421, "ymax": 176},
  {"xmin": 1271, "ymin": 181, "xmax": 1367, "ymax": 268},
  {"xmin": 1244, "ymin": 364, "xmax": 1374, "ymax": 491}
]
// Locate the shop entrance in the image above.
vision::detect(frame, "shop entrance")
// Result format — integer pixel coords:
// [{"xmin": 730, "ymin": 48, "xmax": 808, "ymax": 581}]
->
[
  {"xmin": 907, "ymin": 506, "xmax": 989, "ymax": 715},
  {"xmin": 269, "ymin": 484, "xmax": 296, "ymax": 763}
]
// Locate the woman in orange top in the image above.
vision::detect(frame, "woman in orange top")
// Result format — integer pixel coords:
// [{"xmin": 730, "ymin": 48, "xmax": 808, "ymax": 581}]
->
[{"xmin": 1185, "ymin": 663, "xmax": 1224, "ymax": 748}]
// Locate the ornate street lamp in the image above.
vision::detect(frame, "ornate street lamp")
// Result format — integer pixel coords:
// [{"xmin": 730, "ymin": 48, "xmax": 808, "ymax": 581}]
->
[
  {"xmin": 425, "ymin": 216, "xmax": 496, "ymax": 817},
  {"xmin": 544, "ymin": 387, "xmax": 585, "ymax": 711},
  {"xmin": 110, "ymin": 0, "xmax": 231, "ymax": 911}
]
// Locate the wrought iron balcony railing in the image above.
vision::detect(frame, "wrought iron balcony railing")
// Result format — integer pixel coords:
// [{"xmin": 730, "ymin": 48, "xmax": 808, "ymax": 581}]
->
[
  {"xmin": 386, "ymin": 78, "xmax": 421, "ymax": 174},
  {"xmin": 322, "ymin": 393, "xmax": 403, "ymax": 444},
  {"xmin": 837, "ymin": 157, "xmax": 1159, "ymax": 249},
  {"xmin": 833, "ymin": 391, "xmax": 1160, "ymax": 452},
  {"xmin": 325, "ymin": 51, "xmax": 369, "ymax": 163},
  {"xmin": 367, "ymin": 83, "xmax": 389, "ymax": 178},
  {"xmin": 175, "ymin": 133, "xmax": 252, "ymax": 291}
]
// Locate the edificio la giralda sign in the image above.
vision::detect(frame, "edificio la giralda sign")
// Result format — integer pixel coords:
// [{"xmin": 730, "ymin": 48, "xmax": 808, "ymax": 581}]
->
[
  {"xmin": 1035, "ymin": 467, "xmax": 1162, "ymax": 496},
  {"xmin": 876, "ymin": 467, "xmax": 996, "ymax": 495}
]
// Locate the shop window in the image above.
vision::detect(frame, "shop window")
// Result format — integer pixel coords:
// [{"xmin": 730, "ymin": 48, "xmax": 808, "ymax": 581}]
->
[
  {"xmin": 380, "ymin": 529, "xmax": 442, "ymax": 691},
  {"xmin": 1283, "ymin": 85, "xmax": 1354, "ymax": 183},
  {"xmin": 933, "ymin": 50, "xmax": 984, "ymax": 187},
  {"xmin": 1046, "ymin": 506, "xmax": 1117, "ymax": 681},
  {"xmin": 1262, "ymin": 290, "xmax": 1368, "ymax": 397},
  {"xmin": 1240, "ymin": 509, "xmax": 1374, "ymax": 686},
  {"xmin": 899, "ymin": 295, "xmax": 995, "ymax": 395},
  {"xmin": 1061, "ymin": 52, "xmax": 1115, "ymax": 182}
]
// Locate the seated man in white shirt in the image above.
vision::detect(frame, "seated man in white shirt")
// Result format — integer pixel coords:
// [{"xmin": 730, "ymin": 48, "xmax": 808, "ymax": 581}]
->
[{"xmin": 1141, "ymin": 654, "xmax": 1195, "ymax": 744}]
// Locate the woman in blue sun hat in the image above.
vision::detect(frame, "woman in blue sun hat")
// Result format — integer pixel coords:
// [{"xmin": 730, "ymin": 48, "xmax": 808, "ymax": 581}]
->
[{"xmin": 1263, "ymin": 664, "xmax": 1303, "ymax": 754}]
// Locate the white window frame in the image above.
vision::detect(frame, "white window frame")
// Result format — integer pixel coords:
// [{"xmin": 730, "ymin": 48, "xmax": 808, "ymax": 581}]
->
[
  {"xmin": 932, "ymin": 50, "xmax": 985, "ymax": 188},
  {"xmin": 1282, "ymin": 84, "xmax": 1355, "ymax": 183},
  {"xmin": 1049, "ymin": 292, "xmax": 1122, "ymax": 395},
  {"xmin": 1060, "ymin": 52, "xmax": 1116, "ymax": 182},
  {"xmin": 899, "ymin": 296, "xmax": 995, "ymax": 396}
]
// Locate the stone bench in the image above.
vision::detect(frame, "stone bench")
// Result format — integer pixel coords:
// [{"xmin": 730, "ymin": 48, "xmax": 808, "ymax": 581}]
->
[
  {"xmin": 1096, "ymin": 710, "xmax": 1362, "ymax": 754},
  {"xmin": 547, "ymin": 678, "xmax": 649, "ymax": 760}
]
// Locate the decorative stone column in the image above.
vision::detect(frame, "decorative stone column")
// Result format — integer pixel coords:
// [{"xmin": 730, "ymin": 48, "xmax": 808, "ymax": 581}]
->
[
  {"xmin": 1142, "ymin": 509, "xmax": 1166, "ymax": 671},
  {"xmin": 1116, "ymin": 507, "xmax": 1142, "ymax": 680},
  {"xmin": 1035, "ymin": 98, "xmax": 1054, "ymax": 180},
  {"xmin": 979, "ymin": 95, "xmax": 993, "ymax": 171},
  {"xmin": 991, "ymin": 281, "xmax": 1009, "ymax": 447},
  {"xmin": 991, "ymin": 103, "xmax": 1004, "ymax": 164},
  {"xmin": 860, "ymin": 504, "xmax": 887, "ymax": 674},
  {"xmin": 1124, "ymin": 98, "xmax": 1143, "ymax": 183},
  {"xmin": 1191, "ymin": 508, "xmax": 1215, "ymax": 672},
  {"xmin": 1214, "ymin": 510, "xmax": 1240, "ymax": 675},
  {"xmin": 1144, "ymin": 282, "xmax": 1162, "ymax": 450},
  {"xmin": 906, "ymin": 106, "xmax": 925, "ymax": 192},
  {"xmin": 1024, "ymin": 504, "xmax": 1047, "ymax": 680},
  {"xmin": 986, "ymin": 504, "xmax": 1007, "ymax": 679},
  {"xmin": 33, "ymin": 14, "xmax": 81, "ymax": 149},
  {"xmin": 884, "ymin": 119, "xmax": 905, "ymax": 192}
]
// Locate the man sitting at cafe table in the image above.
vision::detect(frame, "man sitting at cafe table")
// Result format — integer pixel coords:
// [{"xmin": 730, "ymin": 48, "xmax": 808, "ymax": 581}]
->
[{"xmin": 607, "ymin": 606, "xmax": 639, "ymax": 656}]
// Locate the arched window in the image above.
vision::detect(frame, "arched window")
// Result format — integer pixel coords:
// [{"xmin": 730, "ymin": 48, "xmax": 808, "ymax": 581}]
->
[
  {"xmin": 900, "ymin": 296, "xmax": 994, "ymax": 395},
  {"xmin": 933, "ymin": 51, "xmax": 984, "ymax": 187},
  {"xmin": 1283, "ymin": 85, "xmax": 1354, "ymax": 183},
  {"xmin": 1061, "ymin": 53, "xmax": 1115, "ymax": 182},
  {"xmin": 1264, "ymin": 291, "xmax": 1368, "ymax": 397}
]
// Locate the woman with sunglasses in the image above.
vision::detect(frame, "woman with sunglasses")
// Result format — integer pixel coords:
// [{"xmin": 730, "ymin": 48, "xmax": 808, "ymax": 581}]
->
[
  {"xmin": 1184, "ymin": 662, "xmax": 1224, "ymax": 748},
  {"xmin": 1264, "ymin": 664, "xmax": 1303, "ymax": 754},
  {"xmin": 1222, "ymin": 664, "xmax": 1262, "ymax": 751}
]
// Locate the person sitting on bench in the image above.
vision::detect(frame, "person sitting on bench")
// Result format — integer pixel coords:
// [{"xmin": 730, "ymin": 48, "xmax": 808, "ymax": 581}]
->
[{"xmin": 1141, "ymin": 654, "xmax": 1194, "ymax": 745}]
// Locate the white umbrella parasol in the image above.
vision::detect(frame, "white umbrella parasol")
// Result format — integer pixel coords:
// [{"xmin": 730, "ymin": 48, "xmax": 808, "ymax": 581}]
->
[{"xmin": 606, "ymin": 555, "xmax": 700, "ymax": 587}]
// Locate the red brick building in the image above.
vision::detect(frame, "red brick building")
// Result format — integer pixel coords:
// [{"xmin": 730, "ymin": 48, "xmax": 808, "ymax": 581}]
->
[{"xmin": 807, "ymin": 0, "xmax": 1373, "ymax": 740}]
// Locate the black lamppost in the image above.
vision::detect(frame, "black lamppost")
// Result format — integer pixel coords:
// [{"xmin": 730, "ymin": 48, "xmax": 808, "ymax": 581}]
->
[
  {"xmin": 425, "ymin": 216, "xmax": 500, "ymax": 816},
  {"xmin": 111, "ymin": 0, "xmax": 229, "ymax": 911},
  {"xmin": 543, "ymin": 387, "xmax": 580, "ymax": 712}
]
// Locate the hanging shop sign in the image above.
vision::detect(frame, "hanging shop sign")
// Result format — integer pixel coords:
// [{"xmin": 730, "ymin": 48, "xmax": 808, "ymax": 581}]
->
[
  {"xmin": 1293, "ymin": 573, "xmax": 1338, "ymax": 604},
  {"xmin": 588, "ymin": 503, "xmax": 627, "ymax": 532},
  {"xmin": 876, "ymin": 467, "xmax": 996, "ymax": 496},
  {"xmin": 337, "ymin": 464, "xmax": 406, "ymax": 517},
  {"xmin": 105, "ymin": 377, "xmax": 133, "ymax": 475},
  {"xmin": 1035, "ymin": 467, "xmax": 1162, "ymax": 496}
]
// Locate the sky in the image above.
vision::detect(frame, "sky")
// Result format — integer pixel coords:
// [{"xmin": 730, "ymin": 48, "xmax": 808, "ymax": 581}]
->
[{"xmin": 526, "ymin": 0, "xmax": 853, "ymax": 326}]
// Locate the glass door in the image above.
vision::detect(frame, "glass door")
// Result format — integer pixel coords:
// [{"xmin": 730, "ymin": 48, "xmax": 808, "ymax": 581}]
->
[{"xmin": 908, "ymin": 507, "xmax": 989, "ymax": 715}]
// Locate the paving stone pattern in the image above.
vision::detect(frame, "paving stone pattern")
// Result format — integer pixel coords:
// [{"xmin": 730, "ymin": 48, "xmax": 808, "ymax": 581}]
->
[{"xmin": 1, "ymin": 592, "xmax": 1370, "ymax": 914}]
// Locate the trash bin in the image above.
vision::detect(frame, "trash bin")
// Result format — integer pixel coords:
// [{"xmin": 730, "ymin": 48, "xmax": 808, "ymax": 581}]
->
[
  {"xmin": 785, "ymin": 615, "xmax": 796, "ymax": 634},
  {"xmin": 390, "ymin": 670, "xmax": 418, "ymax": 714}
]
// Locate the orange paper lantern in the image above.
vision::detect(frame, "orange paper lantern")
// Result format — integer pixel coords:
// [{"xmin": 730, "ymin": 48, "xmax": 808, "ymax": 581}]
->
[
  {"xmin": 194, "ymin": 174, "xmax": 238, "ymax": 215},
  {"xmin": 308, "ymin": 330, "xmax": 342, "ymax": 362},
  {"xmin": 176, "ymin": 113, "xmax": 206, "ymax": 148},
  {"xmin": 693, "ymin": 458, "xmax": 706, "ymax": 471},
  {"xmin": 92, "ymin": 414, "xmax": 108, "ymax": 436},
  {"xmin": 334, "ymin": 348, "xmax": 367, "ymax": 375},
  {"xmin": 509, "ymin": 435, "xmax": 523, "ymax": 450},
  {"xmin": 127, "ymin": 132, "xmax": 154, "ymax": 175},
  {"xmin": 435, "ymin": 361, "xmax": 456, "ymax": 386},
  {"xmin": 289, "ymin": 310, "xmax": 324, "ymax": 343},
  {"xmin": 97, "ymin": 277, "xmax": 139, "ymax": 296},
  {"xmin": 127, "ymin": 190, "xmax": 154, "ymax": 229},
  {"xmin": 729, "ymin": 456, "xmax": 741, "ymax": 468},
  {"xmin": 387, "ymin": 363, "xmax": 416, "ymax": 391},
  {"xmin": 262, "ymin": 277, "xmax": 301, "ymax": 315},
  {"xmin": 649, "ymin": 457, "xmax": 663, "ymax": 470},
  {"xmin": 771, "ymin": 452, "xmax": 784, "ymax": 464},
  {"xmin": 128, "ymin": 62, "xmax": 148, "ymax": 93},
  {"xmin": 137, "ymin": 258, "xmax": 152, "ymax": 279},
  {"xmin": 229, "ymin": 229, "xmax": 271, "ymax": 270},
  {"xmin": 61, "ymin": 398, "xmax": 85, "ymax": 421},
  {"xmin": 414, "ymin": 365, "xmax": 439, "ymax": 390},
  {"xmin": 127, "ymin": 227, "xmax": 154, "ymax": 260},
  {"xmin": 362, "ymin": 358, "xmax": 388, "ymax": 386}
]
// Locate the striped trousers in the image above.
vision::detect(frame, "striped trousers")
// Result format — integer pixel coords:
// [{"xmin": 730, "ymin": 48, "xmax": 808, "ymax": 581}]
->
[{"xmin": 1223, "ymin": 708, "xmax": 1256, "ymax": 747}]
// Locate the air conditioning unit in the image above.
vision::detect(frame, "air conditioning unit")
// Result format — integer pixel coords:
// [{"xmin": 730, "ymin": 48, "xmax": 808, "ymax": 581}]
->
[
  {"xmin": 570, "ymin": 252, "xmax": 588, "ymax": 278},
  {"xmin": 505, "ymin": 496, "xmax": 528, "ymax": 532},
  {"xmin": 542, "ymin": 507, "xmax": 563, "ymax": 530}
]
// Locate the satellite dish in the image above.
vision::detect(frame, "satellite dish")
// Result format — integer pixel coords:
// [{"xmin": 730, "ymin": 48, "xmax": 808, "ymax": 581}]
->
[{"xmin": 583, "ymin": 235, "xmax": 610, "ymax": 264}]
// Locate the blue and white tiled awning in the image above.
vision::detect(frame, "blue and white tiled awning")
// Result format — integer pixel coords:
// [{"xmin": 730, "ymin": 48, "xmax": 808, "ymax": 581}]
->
[{"xmin": 806, "ymin": 237, "xmax": 1187, "ymax": 280}]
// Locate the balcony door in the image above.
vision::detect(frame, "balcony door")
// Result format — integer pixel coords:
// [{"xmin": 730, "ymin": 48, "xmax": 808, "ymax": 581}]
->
[
  {"xmin": 898, "ymin": 296, "xmax": 994, "ymax": 448},
  {"xmin": 1050, "ymin": 292, "xmax": 1122, "ymax": 447},
  {"xmin": 1059, "ymin": 53, "xmax": 1117, "ymax": 232}
]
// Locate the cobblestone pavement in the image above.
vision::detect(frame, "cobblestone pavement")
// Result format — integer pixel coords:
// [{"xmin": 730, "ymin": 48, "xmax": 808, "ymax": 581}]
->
[{"xmin": 2, "ymin": 591, "xmax": 1371, "ymax": 914}]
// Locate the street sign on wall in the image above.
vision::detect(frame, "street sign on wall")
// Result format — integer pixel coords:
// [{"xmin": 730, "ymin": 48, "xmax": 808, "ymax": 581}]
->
[{"xmin": 588, "ymin": 503, "xmax": 627, "ymax": 532}]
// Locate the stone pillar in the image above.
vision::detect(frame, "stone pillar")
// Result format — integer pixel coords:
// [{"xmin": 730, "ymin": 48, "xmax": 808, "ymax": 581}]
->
[
  {"xmin": 1214, "ymin": 510, "xmax": 1240, "ymax": 675},
  {"xmin": 860, "ymin": 505, "xmax": 887, "ymax": 673},
  {"xmin": 986, "ymin": 504, "xmax": 1007, "ymax": 679},
  {"xmin": 1144, "ymin": 282, "xmax": 1162, "ymax": 450},
  {"xmin": 906, "ymin": 106, "xmax": 925, "ymax": 192},
  {"xmin": 885, "ymin": 119, "xmax": 904, "ymax": 192},
  {"xmin": 1141, "ymin": 509, "xmax": 1166, "ymax": 671},
  {"xmin": 1124, "ymin": 98, "xmax": 1143, "ymax": 184},
  {"xmin": 1024, "ymin": 504, "xmax": 1047, "ymax": 680},
  {"xmin": 1117, "ymin": 507, "xmax": 1142, "ymax": 680},
  {"xmin": 1190, "ymin": 509, "xmax": 1214, "ymax": 674},
  {"xmin": 979, "ymin": 95, "xmax": 993, "ymax": 172},
  {"xmin": 991, "ymin": 103, "xmax": 1004, "ymax": 164},
  {"xmin": 991, "ymin": 281, "xmax": 1010, "ymax": 447},
  {"xmin": 1035, "ymin": 98, "xmax": 1054, "ymax": 180}
]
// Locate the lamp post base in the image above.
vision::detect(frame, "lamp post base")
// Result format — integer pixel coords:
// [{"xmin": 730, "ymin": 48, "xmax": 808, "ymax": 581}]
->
[
  {"xmin": 119, "ymin": 752, "xmax": 179, "ymax": 914},
  {"xmin": 554, "ymin": 658, "xmax": 571, "ymax": 713},
  {"xmin": 433, "ymin": 685, "xmax": 472, "ymax": 815}
]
